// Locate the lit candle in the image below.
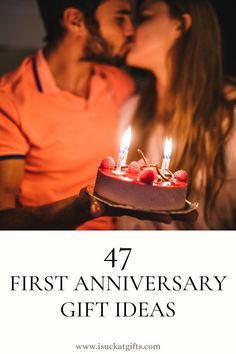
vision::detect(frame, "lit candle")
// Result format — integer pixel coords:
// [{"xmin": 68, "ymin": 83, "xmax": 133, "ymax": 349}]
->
[
  {"xmin": 114, "ymin": 126, "xmax": 132, "ymax": 174},
  {"xmin": 161, "ymin": 137, "xmax": 172, "ymax": 175}
]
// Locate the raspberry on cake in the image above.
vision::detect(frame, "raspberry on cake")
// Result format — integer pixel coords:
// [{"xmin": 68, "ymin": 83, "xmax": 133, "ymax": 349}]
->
[
  {"xmin": 127, "ymin": 161, "xmax": 140, "ymax": 175},
  {"xmin": 139, "ymin": 168, "xmax": 156, "ymax": 184},
  {"xmin": 174, "ymin": 170, "xmax": 188, "ymax": 182},
  {"xmin": 100, "ymin": 156, "xmax": 116, "ymax": 170}
]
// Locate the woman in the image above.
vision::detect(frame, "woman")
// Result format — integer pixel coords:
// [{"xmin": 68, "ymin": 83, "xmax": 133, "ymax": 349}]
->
[{"xmin": 118, "ymin": 0, "xmax": 236, "ymax": 229}]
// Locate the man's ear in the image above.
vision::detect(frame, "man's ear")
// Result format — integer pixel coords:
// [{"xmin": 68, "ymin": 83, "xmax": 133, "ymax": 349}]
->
[{"xmin": 62, "ymin": 7, "xmax": 87, "ymax": 36}]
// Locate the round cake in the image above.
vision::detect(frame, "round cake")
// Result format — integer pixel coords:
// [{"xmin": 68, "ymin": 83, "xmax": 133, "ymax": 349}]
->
[{"xmin": 94, "ymin": 157, "xmax": 188, "ymax": 211}]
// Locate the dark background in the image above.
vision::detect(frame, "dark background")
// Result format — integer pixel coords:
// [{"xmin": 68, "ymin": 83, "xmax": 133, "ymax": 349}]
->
[
  {"xmin": 0, "ymin": 0, "xmax": 235, "ymax": 76},
  {"xmin": 0, "ymin": 0, "xmax": 43, "ymax": 75},
  {"xmin": 211, "ymin": 0, "xmax": 236, "ymax": 77}
]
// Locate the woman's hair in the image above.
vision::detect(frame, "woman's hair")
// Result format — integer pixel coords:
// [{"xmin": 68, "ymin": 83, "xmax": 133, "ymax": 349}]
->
[
  {"xmin": 37, "ymin": 0, "xmax": 102, "ymax": 50},
  {"xmin": 130, "ymin": 0, "xmax": 235, "ymax": 226}
]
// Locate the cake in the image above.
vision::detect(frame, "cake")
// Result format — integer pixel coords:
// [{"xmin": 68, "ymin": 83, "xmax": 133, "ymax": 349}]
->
[{"xmin": 94, "ymin": 155, "xmax": 188, "ymax": 212}]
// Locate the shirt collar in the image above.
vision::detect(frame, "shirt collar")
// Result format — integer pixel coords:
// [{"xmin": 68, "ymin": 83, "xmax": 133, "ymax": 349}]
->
[
  {"xmin": 33, "ymin": 49, "xmax": 60, "ymax": 94},
  {"xmin": 33, "ymin": 49, "xmax": 109, "ymax": 98}
]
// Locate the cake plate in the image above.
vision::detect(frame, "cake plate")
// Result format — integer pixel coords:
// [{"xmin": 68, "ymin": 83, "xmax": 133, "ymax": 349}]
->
[{"xmin": 86, "ymin": 184, "xmax": 198, "ymax": 216}]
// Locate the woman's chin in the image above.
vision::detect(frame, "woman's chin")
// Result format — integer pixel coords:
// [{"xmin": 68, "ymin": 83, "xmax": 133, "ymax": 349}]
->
[{"xmin": 126, "ymin": 52, "xmax": 145, "ymax": 69}]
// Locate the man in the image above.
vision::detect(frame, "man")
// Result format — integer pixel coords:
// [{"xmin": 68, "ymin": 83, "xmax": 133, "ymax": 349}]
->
[{"xmin": 0, "ymin": 0, "xmax": 135, "ymax": 229}]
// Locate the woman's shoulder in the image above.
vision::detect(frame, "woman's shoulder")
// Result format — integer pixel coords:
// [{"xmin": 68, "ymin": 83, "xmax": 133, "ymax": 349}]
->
[
  {"xmin": 118, "ymin": 95, "xmax": 140, "ymax": 142},
  {"xmin": 121, "ymin": 94, "xmax": 140, "ymax": 113},
  {"xmin": 119, "ymin": 94, "xmax": 140, "ymax": 123}
]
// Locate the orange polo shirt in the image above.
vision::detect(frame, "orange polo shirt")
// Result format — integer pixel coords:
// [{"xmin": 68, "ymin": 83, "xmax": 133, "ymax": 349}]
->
[{"xmin": 0, "ymin": 50, "xmax": 134, "ymax": 229}]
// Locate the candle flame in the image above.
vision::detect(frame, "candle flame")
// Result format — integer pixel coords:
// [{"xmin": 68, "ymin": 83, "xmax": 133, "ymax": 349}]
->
[
  {"xmin": 120, "ymin": 126, "xmax": 132, "ymax": 152},
  {"xmin": 164, "ymin": 137, "xmax": 172, "ymax": 158}
]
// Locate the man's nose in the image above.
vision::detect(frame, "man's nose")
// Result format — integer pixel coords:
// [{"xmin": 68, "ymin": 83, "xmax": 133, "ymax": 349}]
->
[{"xmin": 124, "ymin": 18, "xmax": 135, "ymax": 37}]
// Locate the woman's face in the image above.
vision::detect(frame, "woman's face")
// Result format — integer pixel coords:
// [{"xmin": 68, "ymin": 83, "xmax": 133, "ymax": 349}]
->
[{"xmin": 127, "ymin": 0, "xmax": 181, "ymax": 71}]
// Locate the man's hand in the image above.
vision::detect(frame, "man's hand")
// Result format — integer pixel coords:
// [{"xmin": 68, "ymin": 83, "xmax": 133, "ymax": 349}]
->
[{"xmin": 224, "ymin": 81, "xmax": 236, "ymax": 102}]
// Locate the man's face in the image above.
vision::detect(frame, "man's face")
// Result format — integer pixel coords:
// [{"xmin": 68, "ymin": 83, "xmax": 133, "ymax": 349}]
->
[
  {"xmin": 83, "ymin": 0, "xmax": 134, "ymax": 64},
  {"xmin": 96, "ymin": 0, "xmax": 134, "ymax": 57}
]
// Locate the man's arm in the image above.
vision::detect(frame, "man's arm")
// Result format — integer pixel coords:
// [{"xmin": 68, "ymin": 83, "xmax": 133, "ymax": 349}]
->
[
  {"xmin": 0, "ymin": 159, "xmax": 25, "ymax": 210},
  {"xmin": 0, "ymin": 191, "xmax": 93, "ymax": 230},
  {"xmin": 0, "ymin": 188, "xmax": 173, "ymax": 230},
  {"xmin": 0, "ymin": 158, "xmax": 92, "ymax": 230}
]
